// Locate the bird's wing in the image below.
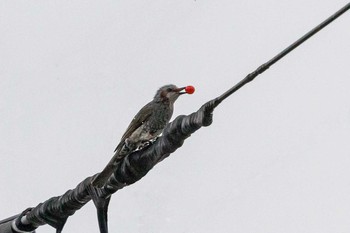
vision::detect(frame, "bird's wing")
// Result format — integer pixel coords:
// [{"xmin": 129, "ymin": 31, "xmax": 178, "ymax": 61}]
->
[
  {"xmin": 114, "ymin": 102, "xmax": 154, "ymax": 152},
  {"xmin": 92, "ymin": 102, "xmax": 155, "ymax": 188}
]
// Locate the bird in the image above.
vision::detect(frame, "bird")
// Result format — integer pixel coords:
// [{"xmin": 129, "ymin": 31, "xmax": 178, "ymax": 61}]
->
[{"xmin": 92, "ymin": 84, "xmax": 193, "ymax": 188}]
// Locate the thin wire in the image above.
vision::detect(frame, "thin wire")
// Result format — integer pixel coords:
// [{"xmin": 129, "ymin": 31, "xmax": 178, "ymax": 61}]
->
[
  {"xmin": 0, "ymin": 214, "xmax": 20, "ymax": 225},
  {"xmin": 216, "ymin": 2, "xmax": 350, "ymax": 104}
]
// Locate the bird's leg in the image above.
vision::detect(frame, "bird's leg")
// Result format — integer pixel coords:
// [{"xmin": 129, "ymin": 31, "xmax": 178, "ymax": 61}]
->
[
  {"xmin": 119, "ymin": 139, "xmax": 137, "ymax": 155},
  {"xmin": 137, "ymin": 140, "xmax": 149, "ymax": 150},
  {"xmin": 136, "ymin": 137, "xmax": 160, "ymax": 150}
]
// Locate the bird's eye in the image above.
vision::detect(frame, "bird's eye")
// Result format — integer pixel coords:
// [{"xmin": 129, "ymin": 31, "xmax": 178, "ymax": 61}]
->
[{"xmin": 167, "ymin": 88, "xmax": 172, "ymax": 92}]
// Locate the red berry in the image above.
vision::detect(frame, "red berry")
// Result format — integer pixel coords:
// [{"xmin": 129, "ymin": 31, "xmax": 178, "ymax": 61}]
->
[{"xmin": 185, "ymin": 85, "xmax": 195, "ymax": 94}]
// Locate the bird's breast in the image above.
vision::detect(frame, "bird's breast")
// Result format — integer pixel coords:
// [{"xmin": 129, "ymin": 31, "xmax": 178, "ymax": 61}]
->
[{"xmin": 147, "ymin": 103, "xmax": 173, "ymax": 134}]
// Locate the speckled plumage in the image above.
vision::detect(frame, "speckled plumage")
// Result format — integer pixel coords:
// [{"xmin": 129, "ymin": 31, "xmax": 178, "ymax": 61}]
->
[{"xmin": 92, "ymin": 84, "xmax": 186, "ymax": 188}]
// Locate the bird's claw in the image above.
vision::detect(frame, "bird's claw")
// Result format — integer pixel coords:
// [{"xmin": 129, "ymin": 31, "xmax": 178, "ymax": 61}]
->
[{"xmin": 136, "ymin": 137, "xmax": 158, "ymax": 150}]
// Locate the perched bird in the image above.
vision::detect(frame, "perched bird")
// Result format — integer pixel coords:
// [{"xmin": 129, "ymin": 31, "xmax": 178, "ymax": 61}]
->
[{"xmin": 92, "ymin": 84, "xmax": 195, "ymax": 188}]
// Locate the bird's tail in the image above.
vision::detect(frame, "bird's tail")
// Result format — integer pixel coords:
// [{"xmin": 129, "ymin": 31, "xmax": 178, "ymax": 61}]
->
[
  {"xmin": 91, "ymin": 152, "xmax": 121, "ymax": 188},
  {"xmin": 92, "ymin": 164, "xmax": 115, "ymax": 188}
]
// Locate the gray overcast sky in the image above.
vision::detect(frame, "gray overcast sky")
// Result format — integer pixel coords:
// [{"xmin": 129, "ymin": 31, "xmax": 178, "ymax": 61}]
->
[{"xmin": 1, "ymin": 1, "xmax": 350, "ymax": 232}]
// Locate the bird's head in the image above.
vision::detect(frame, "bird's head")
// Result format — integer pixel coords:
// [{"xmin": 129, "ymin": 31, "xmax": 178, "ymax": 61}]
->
[{"xmin": 154, "ymin": 84, "xmax": 187, "ymax": 103}]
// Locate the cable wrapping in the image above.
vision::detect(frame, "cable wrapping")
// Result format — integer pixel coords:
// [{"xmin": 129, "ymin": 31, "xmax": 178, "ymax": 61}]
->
[{"xmin": 25, "ymin": 100, "xmax": 215, "ymax": 229}]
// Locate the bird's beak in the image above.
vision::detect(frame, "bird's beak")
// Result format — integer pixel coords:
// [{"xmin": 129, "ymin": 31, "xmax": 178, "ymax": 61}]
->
[{"xmin": 175, "ymin": 87, "xmax": 186, "ymax": 95}]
